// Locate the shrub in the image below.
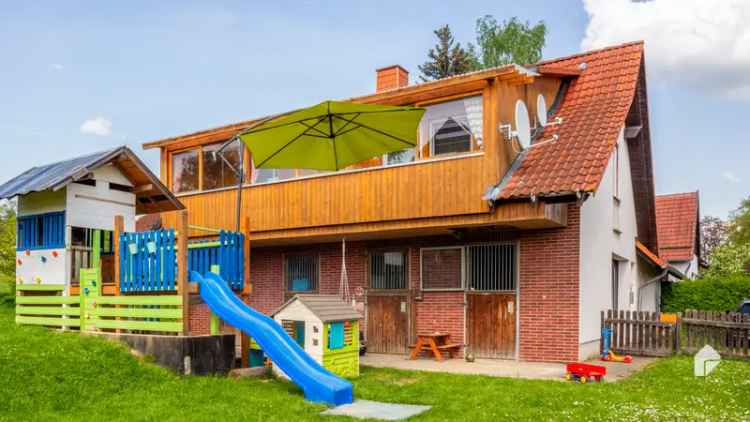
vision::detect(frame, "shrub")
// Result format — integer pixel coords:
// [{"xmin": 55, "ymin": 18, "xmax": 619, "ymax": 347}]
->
[{"xmin": 661, "ymin": 274, "xmax": 750, "ymax": 312}]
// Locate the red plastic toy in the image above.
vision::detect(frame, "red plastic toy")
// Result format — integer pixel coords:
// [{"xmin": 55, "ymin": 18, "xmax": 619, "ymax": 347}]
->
[{"xmin": 565, "ymin": 362, "xmax": 606, "ymax": 383}]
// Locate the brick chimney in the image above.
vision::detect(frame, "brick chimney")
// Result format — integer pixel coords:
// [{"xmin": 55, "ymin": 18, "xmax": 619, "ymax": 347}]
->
[{"xmin": 376, "ymin": 65, "xmax": 409, "ymax": 92}]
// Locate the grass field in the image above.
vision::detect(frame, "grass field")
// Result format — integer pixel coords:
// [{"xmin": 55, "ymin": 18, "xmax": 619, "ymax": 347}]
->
[{"xmin": 1, "ymin": 291, "xmax": 749, "ymax": 421}]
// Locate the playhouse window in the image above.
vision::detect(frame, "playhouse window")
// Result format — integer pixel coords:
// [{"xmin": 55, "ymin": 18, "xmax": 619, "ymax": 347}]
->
[
  {"xmin": 284, "ymin": 254, "xmax": 319, "ymax": 293},
  {"xmin": 328, "ymin": 322, "xmax": 345, "ymax": 350},
  {"xmin": 282, "ymin": 320, "xmax": 306, "ymax": 347},
  {"xmin": 16, "ymin": 212, "xmax": 65, "ymax": 250},
  {"xmin": 370, "ymin": 250, "xmax": 407, "ymax": 290}
]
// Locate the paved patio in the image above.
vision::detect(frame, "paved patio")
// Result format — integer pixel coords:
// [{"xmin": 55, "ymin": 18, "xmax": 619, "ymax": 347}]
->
[{"xmin": 361, "ymin": 353, "xmax": 655, "ymax": 382}]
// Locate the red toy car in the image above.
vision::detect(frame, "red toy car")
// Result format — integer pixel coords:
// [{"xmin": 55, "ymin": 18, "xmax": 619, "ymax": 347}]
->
[{"xmin": 565, "ymin": 362, "xmax": 606, "ymax": 383}]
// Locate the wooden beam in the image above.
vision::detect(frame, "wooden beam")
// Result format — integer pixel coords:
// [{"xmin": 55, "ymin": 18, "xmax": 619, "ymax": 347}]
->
[
  {"xmin": 176, "ymin": 209, "xmax": 189, "ymax": 335},
  {"xmin": 132, "ymin": 183, "xmax": 154, "ymax": 194}
]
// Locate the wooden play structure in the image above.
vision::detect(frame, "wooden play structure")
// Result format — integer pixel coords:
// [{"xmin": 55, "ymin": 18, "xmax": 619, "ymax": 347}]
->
[{"xmin": 5, "ymin": 147, "xmax": 250, "ymax": 346}]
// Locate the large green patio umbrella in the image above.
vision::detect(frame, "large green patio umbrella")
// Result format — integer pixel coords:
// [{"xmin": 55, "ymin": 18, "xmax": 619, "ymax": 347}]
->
[{"xmin": 238, "ymin": 100, "xmax": 425, "ymax": 171}]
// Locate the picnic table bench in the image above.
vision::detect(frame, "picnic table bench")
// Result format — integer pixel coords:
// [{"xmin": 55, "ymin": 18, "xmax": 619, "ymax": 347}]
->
[{"xmin": 409, "ymin": 332, "xmax": 461, "ymax": 361}]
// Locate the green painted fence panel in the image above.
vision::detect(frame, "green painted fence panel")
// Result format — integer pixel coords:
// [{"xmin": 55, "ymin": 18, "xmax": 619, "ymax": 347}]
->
[
  {"xmin": 90, "ymin": 318, "xmax": 182, "ymax": 332},
  {"xmin": 16, "ymin": 296, "xmax": 80, "ymax": 305},
  {"xmin": 93, "ymin": 295, "xmax": 182, "ymax": 306},
  {"xmin": 16, "ymin": 306, "xmax": 81, "ymax": 316},
  {"xmin": 16, "ymin": 315, "xmax": 81, "ymax": 327},
  {"xmin": 16, "ymin": 284, "xmax": 66, "ymax": 291},
  {"xmin": 91, "ymin": 307, "xmax": 182, "ymax": 319}
]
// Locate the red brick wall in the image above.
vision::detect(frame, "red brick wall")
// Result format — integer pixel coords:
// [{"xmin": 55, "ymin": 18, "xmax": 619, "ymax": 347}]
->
[
  {"xmin": 188, "ymin": 302, "xmax": 211, "ymax": 336},
  {"xmin": 518, "ymin": 204, "xmax": 580, "ymax": 362},
  {"xmin": 240, "ymin": 218, "xmax": 581, "ymax": 362}
]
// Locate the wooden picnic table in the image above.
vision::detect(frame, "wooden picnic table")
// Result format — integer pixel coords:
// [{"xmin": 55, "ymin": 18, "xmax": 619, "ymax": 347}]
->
[{"xmin": 409, "ymin": 332, "xmax": 461, "ymax": 361}]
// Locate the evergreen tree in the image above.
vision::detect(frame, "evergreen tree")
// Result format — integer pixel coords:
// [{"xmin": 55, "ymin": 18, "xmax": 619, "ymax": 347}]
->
[{"xmin": 418, "ymin": 25, "xmax": 476, "ymax": 81}]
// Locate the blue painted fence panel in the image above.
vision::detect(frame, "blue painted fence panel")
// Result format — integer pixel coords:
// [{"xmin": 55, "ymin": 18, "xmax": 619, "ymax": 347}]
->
[{"xmin": 120, "ymin": 229, "xmax": 243, "ymax": 293}]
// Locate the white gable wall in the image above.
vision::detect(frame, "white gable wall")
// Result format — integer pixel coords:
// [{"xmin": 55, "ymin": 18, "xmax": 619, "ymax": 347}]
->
[
  {"xmin": 66, "ymin": 165, "xmax": 135, "ymax": 232},
  {"xmin": 579, "ymin": 128, "xmax": 642, "ymax": 359}
]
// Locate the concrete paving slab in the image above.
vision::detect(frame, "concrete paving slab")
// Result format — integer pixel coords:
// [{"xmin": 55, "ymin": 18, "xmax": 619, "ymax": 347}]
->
[
  {"xmin": 322, "ymin": 400, "xmax": 431, "ymax": 420},
  {"xmin": 361, "ymin": 353, "xmax": 654, "ymax": 382}
]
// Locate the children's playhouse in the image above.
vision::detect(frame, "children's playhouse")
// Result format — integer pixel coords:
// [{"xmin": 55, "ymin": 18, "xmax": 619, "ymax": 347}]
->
[
  {"xmin": 273, "ymin": 294, "xmax": 362, "ymax": 378},
  {"xmin": 1, "ymin": 146, "xmax": 358, "ymax": 406}
]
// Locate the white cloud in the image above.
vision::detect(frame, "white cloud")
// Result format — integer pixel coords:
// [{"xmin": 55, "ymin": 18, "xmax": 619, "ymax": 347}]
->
[
  {"xmin": 79, "ymin": 116, "xmax": 112, "ymax": 137},
  {"xmin": 49, "ymin": 63, "xmax": 64, "ymax": 71},
  {"xmin": 582, "ymin": 0, "xmax": 750, "ymax": 100},
  {"xmin": 722, "ymin": 171, "xmax": 741, "ymax": 184}
]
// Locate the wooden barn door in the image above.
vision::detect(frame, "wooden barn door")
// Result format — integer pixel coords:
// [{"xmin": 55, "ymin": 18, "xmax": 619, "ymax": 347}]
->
[
  {"xmin": 467, "ymin": 293, "xmax": 516, "ymax": 358},
  {"xmin": 466, "ymin": 243, "xmax": 517, "ymax": 359},
  {"xmin": 366, "ymin": 293, "xmax": 410, "ymax": 354}
]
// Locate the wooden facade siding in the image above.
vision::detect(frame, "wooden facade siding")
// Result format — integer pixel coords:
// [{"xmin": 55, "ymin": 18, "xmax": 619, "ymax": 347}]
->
[{"xmin": 151, "ymin": 75, "xmax": 565, "ymax": 243}]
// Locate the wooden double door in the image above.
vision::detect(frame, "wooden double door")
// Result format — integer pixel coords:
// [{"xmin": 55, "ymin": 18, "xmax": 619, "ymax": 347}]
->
[
  {"xmin": 467, "ymin": 292, "xmax": 516, "ymax": 359},
  {"xmin": 366, "ymin": 293, "xmax": 410, "ymax": 354}
]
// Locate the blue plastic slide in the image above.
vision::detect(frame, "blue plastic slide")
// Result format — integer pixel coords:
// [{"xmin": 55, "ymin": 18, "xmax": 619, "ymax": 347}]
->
[{"xmin": 191, "ymin": 271, "xmax": 353, "ymax": 406}]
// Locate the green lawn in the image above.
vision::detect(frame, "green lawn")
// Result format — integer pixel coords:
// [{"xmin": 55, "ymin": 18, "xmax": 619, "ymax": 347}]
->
[{"xmin": 1, "ymin": 296, "xmax": 749, "ymax": 421}]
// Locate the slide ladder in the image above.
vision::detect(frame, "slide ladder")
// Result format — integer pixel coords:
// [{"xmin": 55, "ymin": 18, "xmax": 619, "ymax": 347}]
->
[{"xmin": 191, "ymin": 271, "xmax": 353, "ymax": 406}]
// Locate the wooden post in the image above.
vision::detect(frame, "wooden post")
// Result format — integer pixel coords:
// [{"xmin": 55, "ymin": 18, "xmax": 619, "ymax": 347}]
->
[
  {"xmin": 113, "ymin": 215, "xmax": 123, "ymax": 295},
  {"xmin": 113, "ymin": 215, "xmax": 124, "ymax": 333},
  {"xmin": 240, "ymin": 216, "xmax": 251, "ymax": 367},
  {"xmin": 177, "ymin": 210, "xmax": 189, "ymax": 336}
]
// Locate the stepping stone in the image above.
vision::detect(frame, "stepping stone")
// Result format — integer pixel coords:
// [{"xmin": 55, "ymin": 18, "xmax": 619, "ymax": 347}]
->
[{"xmin": 322, "ymin": 400, "xmax": 431, "ymax": 420}]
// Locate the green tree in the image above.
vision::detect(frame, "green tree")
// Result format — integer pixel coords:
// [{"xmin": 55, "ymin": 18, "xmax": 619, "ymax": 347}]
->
[
  {"xmin": 703, "ymin": 240, "xmax": 750, "ymax": 278},
  {"xmin": 419, "ymin": 25, "xmax": 476, "ymax": 81},
  {"xmin": 729, "ymin": 196, "xmax": 750, "ymax": 245},
  {"xmin": 0, "ymin": 202, "xmax": 16, "ymax": 277},
  {"xmin": 470, "ymin": 16, "xmax": 547, "ymax": 68}
]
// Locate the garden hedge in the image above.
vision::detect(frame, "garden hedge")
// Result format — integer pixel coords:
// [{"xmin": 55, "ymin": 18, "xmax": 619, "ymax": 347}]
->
[{"xmin": 661, "ymin": 274, "xmax": 750, "ymax": 312}]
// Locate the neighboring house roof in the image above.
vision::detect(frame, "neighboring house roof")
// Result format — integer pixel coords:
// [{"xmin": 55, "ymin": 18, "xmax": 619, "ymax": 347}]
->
[
  {"xmin": 655, "ymin": 191, "xmax": 700, "ymax": 262},
  {"xmin": 498, "ymin": 41, "xmax": 645, "ymax": 200},
  {"xmin": 636, "ymin": 240, "xmax": 666, "ymax": 269},
  {"xmin": 0, "ymin": 146, "xmax": 183, "ymax": 215},
  {"xmin": 273, "ymin": 294, "xmax": 362, "ymax": 322}
]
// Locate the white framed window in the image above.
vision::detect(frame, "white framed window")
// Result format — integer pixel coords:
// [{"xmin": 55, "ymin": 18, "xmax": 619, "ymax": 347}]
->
[
  {"xmin": 420, "ymin": 246, "xmax": 465, "ymax": 291},
  {"xmin": 419, "ymin": 95, "xmax": 483, "ymax": 158}
]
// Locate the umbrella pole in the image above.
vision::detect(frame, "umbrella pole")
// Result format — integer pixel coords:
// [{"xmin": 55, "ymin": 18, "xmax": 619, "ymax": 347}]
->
[{"xmin": 235, "ymin": 137, "xmax": 243, "ymax": 233}]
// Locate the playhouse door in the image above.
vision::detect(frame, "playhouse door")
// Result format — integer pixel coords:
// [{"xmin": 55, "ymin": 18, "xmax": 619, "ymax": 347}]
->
[
  {"xmin": 366, "ymin": 294, "xmax": 409, "ymax": 354},
  {"xmin": 467, "ymin": 293, "xmax": 516, "ymax": 359}
]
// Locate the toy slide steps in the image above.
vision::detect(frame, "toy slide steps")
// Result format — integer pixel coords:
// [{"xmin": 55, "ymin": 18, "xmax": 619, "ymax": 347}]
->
[{"xmin": 191, "ymin": 271, "xmax": 353, "ymax": 406}]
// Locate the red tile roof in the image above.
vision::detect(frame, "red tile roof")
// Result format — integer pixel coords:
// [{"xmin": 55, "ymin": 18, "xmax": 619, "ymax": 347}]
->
[
  {"xmin": 655, "ymin": 192, "xmax": 700, "ymax": 262},
  {"xmin": 636, "ymin": 240, "xmax": 666, "ymax": 269},
  {"xmin": 499, "ymin": 41, "xmax": 644, "ymax": 199}
]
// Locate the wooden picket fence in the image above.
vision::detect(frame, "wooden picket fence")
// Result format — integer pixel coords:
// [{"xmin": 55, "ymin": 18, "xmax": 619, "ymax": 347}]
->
[
  {"xmin": 681, "ymin": 310, "xmax": 750, "ymax": 359},
  {"xmin": 601, "ymin": 310, "xmax": 678, "ymax": 357},
  {"xmin": 602, "ymin": 309, "xmax": 750, "ymax": 358}
]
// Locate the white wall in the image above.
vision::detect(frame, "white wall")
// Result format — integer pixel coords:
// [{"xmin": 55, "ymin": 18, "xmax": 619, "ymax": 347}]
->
[
  {"xmin": 15, "ymin": 249, "xmax": 67, "ymax": 285},
  {"xmin": 671, "ymin": 256, "xmax": 699, "ymax": 279},
  {"xmin": 17, "ymin": 189, "xmax": 66, "ymax": 216},
  {"xmin": 636, "ymin": 254, "xmax": 662, "ymax": 312},
  {"xmin": 16, "ymin": 190, "xmax": 68, "ymax": 285},
  {"xmin": 66, "ymin": 164, "xmax": 136, "ymax": 232},
  {"xmin": 579, "ymin": 129, "xmax": 642, "ymax": 357}
]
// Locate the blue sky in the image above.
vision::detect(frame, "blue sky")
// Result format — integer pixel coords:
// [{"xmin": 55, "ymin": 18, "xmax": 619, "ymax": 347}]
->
[{"xmin": 0, "ymin": 1, "xmax": 747, "ymax": 218}]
